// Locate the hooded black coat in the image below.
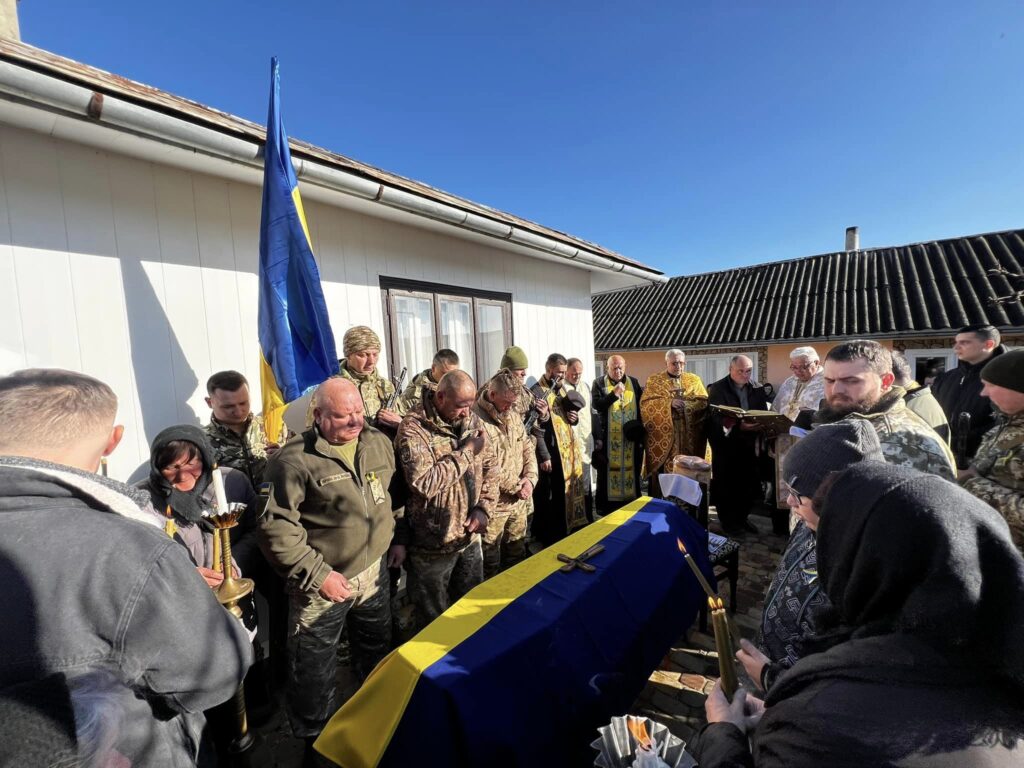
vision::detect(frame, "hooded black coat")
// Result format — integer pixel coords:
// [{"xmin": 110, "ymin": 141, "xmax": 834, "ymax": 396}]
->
[{"xmin": 692, "ymin": 463, "xmax": 1024, "ymax": 767}]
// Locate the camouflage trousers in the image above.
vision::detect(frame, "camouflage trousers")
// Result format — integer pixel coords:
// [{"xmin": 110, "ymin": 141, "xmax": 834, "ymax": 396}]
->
[
  {"xmin": 285, "ymin": 556, "xmax": 391, "ymax": 738},
  {"xmin": 482, "ymin": 499, "xmax": 529, "ymax": 580},
  {"xmin": 406, "ymin": 535, "xmax": 483, "ymax": 629}
]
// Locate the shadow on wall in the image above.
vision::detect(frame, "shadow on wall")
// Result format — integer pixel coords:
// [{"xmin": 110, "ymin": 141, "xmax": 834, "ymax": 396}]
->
[{"xmin": 119, "ymin": 255, "xmax": 199, "ymax": 483}]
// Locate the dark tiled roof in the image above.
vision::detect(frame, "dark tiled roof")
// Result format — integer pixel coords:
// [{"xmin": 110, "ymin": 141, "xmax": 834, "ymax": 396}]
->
[{"xmin": 594, "ymin": 229, "xmax": 1024, "ymax": 351}]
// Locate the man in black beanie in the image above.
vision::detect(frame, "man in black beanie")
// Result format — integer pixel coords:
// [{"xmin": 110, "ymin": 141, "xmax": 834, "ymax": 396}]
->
[{"xmin": 960, "ymin": 349, "xmax": 1024, "ymax": 553}]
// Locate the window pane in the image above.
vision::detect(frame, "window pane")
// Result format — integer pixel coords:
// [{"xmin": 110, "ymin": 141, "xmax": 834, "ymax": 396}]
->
[
  {"xmin": 439, "ymin": 298, "xmax": 475, "ymax": 377},
  {"xmin": 477, "ymin": 303, "xmax": 507, "ymax": 378},
  {"xmin": 393, "ymin": 294, "xmax": 436, "ymax": 376}
]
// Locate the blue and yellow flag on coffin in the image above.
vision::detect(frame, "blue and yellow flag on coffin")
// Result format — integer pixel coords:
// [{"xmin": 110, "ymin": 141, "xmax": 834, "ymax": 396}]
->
[
  {"xmin": 257, "ymin": 58, "xmax": 338, "ymax": 440},
  {"xmin": 314, "ymin": 497, "xmax": 710, "ymax": 768}
]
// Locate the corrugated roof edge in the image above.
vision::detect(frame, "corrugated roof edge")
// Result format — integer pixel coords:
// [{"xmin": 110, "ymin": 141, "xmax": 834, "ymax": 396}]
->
[
  {"xmin": 0, "ymin": 38, "xmax": 662, "ymax": 278},
  {"xmin": 592, "ymin": 227, "xmax": 1024, "ymax": 297}
]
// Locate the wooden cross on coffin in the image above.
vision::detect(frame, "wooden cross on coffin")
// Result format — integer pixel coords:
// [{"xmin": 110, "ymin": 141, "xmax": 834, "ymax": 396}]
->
[{"xmin": 557, "ymin": 544, "xmax": 605, "ymax": 573}]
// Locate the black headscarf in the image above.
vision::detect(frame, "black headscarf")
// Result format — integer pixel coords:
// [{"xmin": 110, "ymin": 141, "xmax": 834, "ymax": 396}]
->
[
  {"xmin": 815, "ymin": 462, "xmax": 1024, "ymax": 692},
  {"xmin": 146, "ymin": 425, "xmax": 215, "ymax": 524}
]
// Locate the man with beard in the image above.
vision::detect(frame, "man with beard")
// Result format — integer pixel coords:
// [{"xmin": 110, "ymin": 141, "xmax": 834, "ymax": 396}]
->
[
  {"xmin": 818, "ymin": 340, "xmax": 954, "ymax": 478},
  {"xmin": 397, "ymin": 370, "xmax": 498, "ymax": 627},
  {"xmin": 531, "ymin": 354, "xmax": 587, "ymax": 546},
  {"xmin": 592, "ymin": 355, "xmax": 644, "ymax": 515},
  {"xmin": 473, "ymin": 369, "xmax": 538, "ymax": 578}
]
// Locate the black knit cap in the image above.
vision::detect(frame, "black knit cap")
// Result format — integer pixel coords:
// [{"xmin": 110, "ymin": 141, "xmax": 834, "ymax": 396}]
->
[
  {"xmin": 981, "ymin": 349, "xmax": 1024, "ymax": 394},
  {"xmin": 782, "ymin": 420, "xmax": 884, "ymax": 498}
]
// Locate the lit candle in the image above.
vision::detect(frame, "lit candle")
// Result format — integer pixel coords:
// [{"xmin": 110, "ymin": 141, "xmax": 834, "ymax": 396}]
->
[{"xmin": 211, "ymin": 465, "xmax": 229, "ymax": 514}]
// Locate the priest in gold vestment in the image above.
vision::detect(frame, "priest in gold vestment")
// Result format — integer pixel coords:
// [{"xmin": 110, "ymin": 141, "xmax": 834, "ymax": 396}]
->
[{"xmin": 640, "ymin": 349, "xmax": 709, "ymax": 496}]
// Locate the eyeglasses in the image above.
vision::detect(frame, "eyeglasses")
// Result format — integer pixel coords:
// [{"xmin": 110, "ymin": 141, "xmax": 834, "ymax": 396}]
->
[
  {"xmin": 790, "ymin": 363, "xmax": 814, "ymax": 372},
  {"xmin": 787, "ymin": 488, "xmax": 806, "ymax": 506},
  {"xmin": 161, "ymin": 456, "xmax": 202, "ymax": 476}
]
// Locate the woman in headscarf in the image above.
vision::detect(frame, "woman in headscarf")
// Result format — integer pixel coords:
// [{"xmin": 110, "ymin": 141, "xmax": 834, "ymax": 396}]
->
[
  {"xmin": 692, "ymin": 462, "xmax": 1024, "ymax": 767},
  {"xmin": 737, "ymin": 420, "xmax": 884, "ymax": 692},
  {"xmin": 137, "ymin": 425, "xmax": 257, "ymax": 586}
]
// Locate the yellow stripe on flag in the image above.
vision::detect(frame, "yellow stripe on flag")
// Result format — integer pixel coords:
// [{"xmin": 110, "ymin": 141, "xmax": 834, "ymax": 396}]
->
[
  {"xmin": 260, "ymin": 351, "xmax": 287, "ymax": 447},
  {"xmin": 314, "ymin": 497, "xmax": 653, "ymax": 767},
  {"xmin": 291, "ymin": 186, "xmax": 313, "ymax": 248}
]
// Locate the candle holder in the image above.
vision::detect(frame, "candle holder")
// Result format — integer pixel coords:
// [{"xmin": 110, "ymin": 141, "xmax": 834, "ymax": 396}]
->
[
  {"xmin": 204, "ymin": 502, "xmax": 256, "ymax": 756},
  {"xmin": 206, "ymin": 503, "xmax": 255, "ymax": 618}
]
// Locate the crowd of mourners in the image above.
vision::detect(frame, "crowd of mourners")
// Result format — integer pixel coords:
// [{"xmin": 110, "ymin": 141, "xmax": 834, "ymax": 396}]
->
[{"xmin": 0, "ymin": 322, "xmax": 1022, "ymax": 767}]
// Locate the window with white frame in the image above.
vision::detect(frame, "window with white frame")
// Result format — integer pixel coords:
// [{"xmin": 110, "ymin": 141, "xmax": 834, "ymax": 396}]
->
[{"xmin": 381, "ymin": 278, "xmax": 512, "ymax": 383}]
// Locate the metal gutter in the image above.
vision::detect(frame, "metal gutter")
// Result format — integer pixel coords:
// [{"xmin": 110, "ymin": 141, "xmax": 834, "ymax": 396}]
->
[{"xmin": 0, "ymin": 58, "xmax": 668, "ymax": 284}]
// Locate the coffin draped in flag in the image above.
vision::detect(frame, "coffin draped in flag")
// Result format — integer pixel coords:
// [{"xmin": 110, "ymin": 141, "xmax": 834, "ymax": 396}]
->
[
  {"xmin": 257, "ymin": 57, "xmax": 338, "ymax": 441},
  {"xmin": 315, "ymin": 497, "xmax": 711, "ymax": 768}
]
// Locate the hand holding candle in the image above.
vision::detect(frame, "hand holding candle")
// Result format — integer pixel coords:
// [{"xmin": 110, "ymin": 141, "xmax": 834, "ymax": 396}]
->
[{"xmin": 211, "ymin": 464, "xmax": 229, "ymax": 514}]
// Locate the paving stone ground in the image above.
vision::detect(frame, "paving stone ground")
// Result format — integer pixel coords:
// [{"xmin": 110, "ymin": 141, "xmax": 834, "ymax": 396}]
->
[{"xmin": 246, "ymin": 507, "xmax": 788, "ymax": 766}]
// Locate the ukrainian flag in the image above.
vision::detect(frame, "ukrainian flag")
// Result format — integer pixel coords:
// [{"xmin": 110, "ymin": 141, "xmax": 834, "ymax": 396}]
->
[
  {"xmin": 315, "ymin": 497, "xmax": 710, "ymax": 767},
  {"xmin": 257, "ymin": 57, "xmax": 338, "ymax": 440}
]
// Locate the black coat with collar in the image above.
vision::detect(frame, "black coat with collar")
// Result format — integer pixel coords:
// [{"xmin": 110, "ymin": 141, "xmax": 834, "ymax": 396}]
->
[{"xmin": 706, "ymin": 375, "xmax": 770, "ymax": 453}]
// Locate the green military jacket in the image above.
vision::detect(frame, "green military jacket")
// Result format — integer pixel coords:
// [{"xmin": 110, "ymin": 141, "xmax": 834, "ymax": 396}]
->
[
  {"xmin": 963, "ymin": 410, "xmax": 1024, "ymax": 553},
  {"xmin": 337, "ymin": 361, "xmax": 395, "ymax": 420},
  {"xmin": 257, "ymin": 425, "xmax": 403, "ymax": 591},
  {"xmin": 395, "ymin": 368, "xmax": 436, "ymax": 416},
  {"xmin": 205, "ymin": 414, "xmax": 280, "ymax": 487}
]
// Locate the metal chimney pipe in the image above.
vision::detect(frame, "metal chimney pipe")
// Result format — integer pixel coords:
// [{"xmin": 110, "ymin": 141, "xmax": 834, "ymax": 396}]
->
[
  {"xmin": 0, "ymin": 0, "xmax": 19, "ymax": 40},
  {"xmin": 845, "ymin": 226, "xmax": 860, "ymax": 251}
]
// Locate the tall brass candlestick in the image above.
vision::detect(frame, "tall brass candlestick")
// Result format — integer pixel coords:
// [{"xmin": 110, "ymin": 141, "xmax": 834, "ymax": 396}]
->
[
  {"xmin": 206, "ymin": 504, "xmax": 256, "ymax": 754},
  {"xmin": 678, "ymin": 538, "xmax": 738, "ymax": 701}
]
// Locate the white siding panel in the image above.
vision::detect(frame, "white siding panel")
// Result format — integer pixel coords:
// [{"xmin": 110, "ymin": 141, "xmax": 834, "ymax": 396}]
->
[
  {"xmin": 153, "ymin": 166, "xmax": 209, "ymax": 423},
  {"xmin": 0, "ymin": 124, "xmax": 598, "ymax": 477},
  {"xmin": 0, "ymin": 135, "xmax": 26, "ymax": 372},
  {"xmin": 107, "ymin": 154, "xmax": 181, "ymax": 462},
  {"xmin": 194, "ymin": 176, "xmax": 247, "ymax": 377}
]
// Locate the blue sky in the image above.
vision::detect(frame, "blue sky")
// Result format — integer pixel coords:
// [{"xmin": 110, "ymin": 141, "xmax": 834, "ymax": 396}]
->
[{"xmin": 19, "ymin": 1, "xmax": 1024, "ymax": 276}]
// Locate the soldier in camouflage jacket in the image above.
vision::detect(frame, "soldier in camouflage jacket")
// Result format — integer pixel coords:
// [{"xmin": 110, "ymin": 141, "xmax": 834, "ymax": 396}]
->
[
  {"xmin": 473, "ymin": 372, "xmax": 539, "ymax": 578},
  {"xmin": 205, "ymin": 413, "xmax": 279, "ymax": 487},
  {"xmin": 960, "ymin": 351, "xmax": 1024, "ymax": 553},
  {"xmin": 396, "ymin": 370, "xmax": 498, "ymax": 626},
  {"xmin": 395, "ymin": 350, "xmax": 460, "ymax": 416},
  {"xmin": 818, "ymin": 388, "xmax": 956, "ymax": 480}
]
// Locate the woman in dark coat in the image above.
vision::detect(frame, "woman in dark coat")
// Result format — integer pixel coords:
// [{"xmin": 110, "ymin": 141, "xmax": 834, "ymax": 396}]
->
[{"xmin": 692, "ymin": 462, "xmax": 1024, "ymax": 767}]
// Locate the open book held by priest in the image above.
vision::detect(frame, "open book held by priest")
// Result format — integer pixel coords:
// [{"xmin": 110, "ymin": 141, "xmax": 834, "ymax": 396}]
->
[{"xmin": 709, "ymin": 404, "xmax": 793, "ymax": 436}]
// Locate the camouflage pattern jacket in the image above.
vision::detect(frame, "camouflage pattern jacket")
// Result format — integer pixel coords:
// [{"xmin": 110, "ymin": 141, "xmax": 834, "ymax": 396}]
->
[
  {"xmin": 473, "ymin": 391, "xmax": 538, "ymax": 516},
  {"xmin": 336, "ymin": 361, "xmax": 395, "ymax": 420},
  {"xmin": 396, "ymin": 396, "xmax": 499, "ymax": 553},
  {"xmin": 205, "ymin": 413, "xmax": 282, "ymax": 487},
  {"xmin": 963, "ymin": 410, "xmax": 1024, "ymax": 552},
  {"xmin": 821, "ymin": 389, "xmax": 956, "ymax": 480},
  {"xmin": 395, "ymin": 368, "xmax": 436, "ymax": 416}
]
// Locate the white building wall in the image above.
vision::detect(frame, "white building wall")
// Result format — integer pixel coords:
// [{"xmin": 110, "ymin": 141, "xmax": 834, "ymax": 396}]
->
[{"xmin": 0, "ymin": 123, "xmax": 596, "ymax": 480}]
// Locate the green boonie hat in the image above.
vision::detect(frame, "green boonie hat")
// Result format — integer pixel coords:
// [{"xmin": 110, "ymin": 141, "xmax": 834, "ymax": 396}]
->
[
  {"xmin": 981, "ymin": 349, "xmax": 1024, "ymax": 394},
  {"xmin": 500, "ymin": 346, "xmax": 528, "ymax": 370}
]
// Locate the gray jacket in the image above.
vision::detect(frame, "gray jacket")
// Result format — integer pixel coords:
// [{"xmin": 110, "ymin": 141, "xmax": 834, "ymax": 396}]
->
[{"xmin": 0, "ymin": 457, "xmax": 252, "ymax": 767}]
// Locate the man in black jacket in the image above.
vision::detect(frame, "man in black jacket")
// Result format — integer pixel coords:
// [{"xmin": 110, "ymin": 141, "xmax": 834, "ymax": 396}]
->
[
  {"xmin": 931, "ymin": 324, "xmax": 1007, "ymax": 466},
  {"xmin": 591, "ymin": 355, "xmax": 644, "ymax": 516},
  {"xmin": 706, "ymin": 355, "xmax": 770, "ymax": 534}
]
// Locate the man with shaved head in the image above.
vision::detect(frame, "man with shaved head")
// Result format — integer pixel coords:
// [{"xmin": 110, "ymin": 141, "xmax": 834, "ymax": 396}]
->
[
  {"xmin": 706, "ymin": 355, "xmax": 771, "ymax": 534},
  {"xmin": 397, "ymin": 369, "xmax": 499, "ymax": 627},
  {"xmin": 259, "ymin": 376, "xmax": 405, "ymax": 750}
]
